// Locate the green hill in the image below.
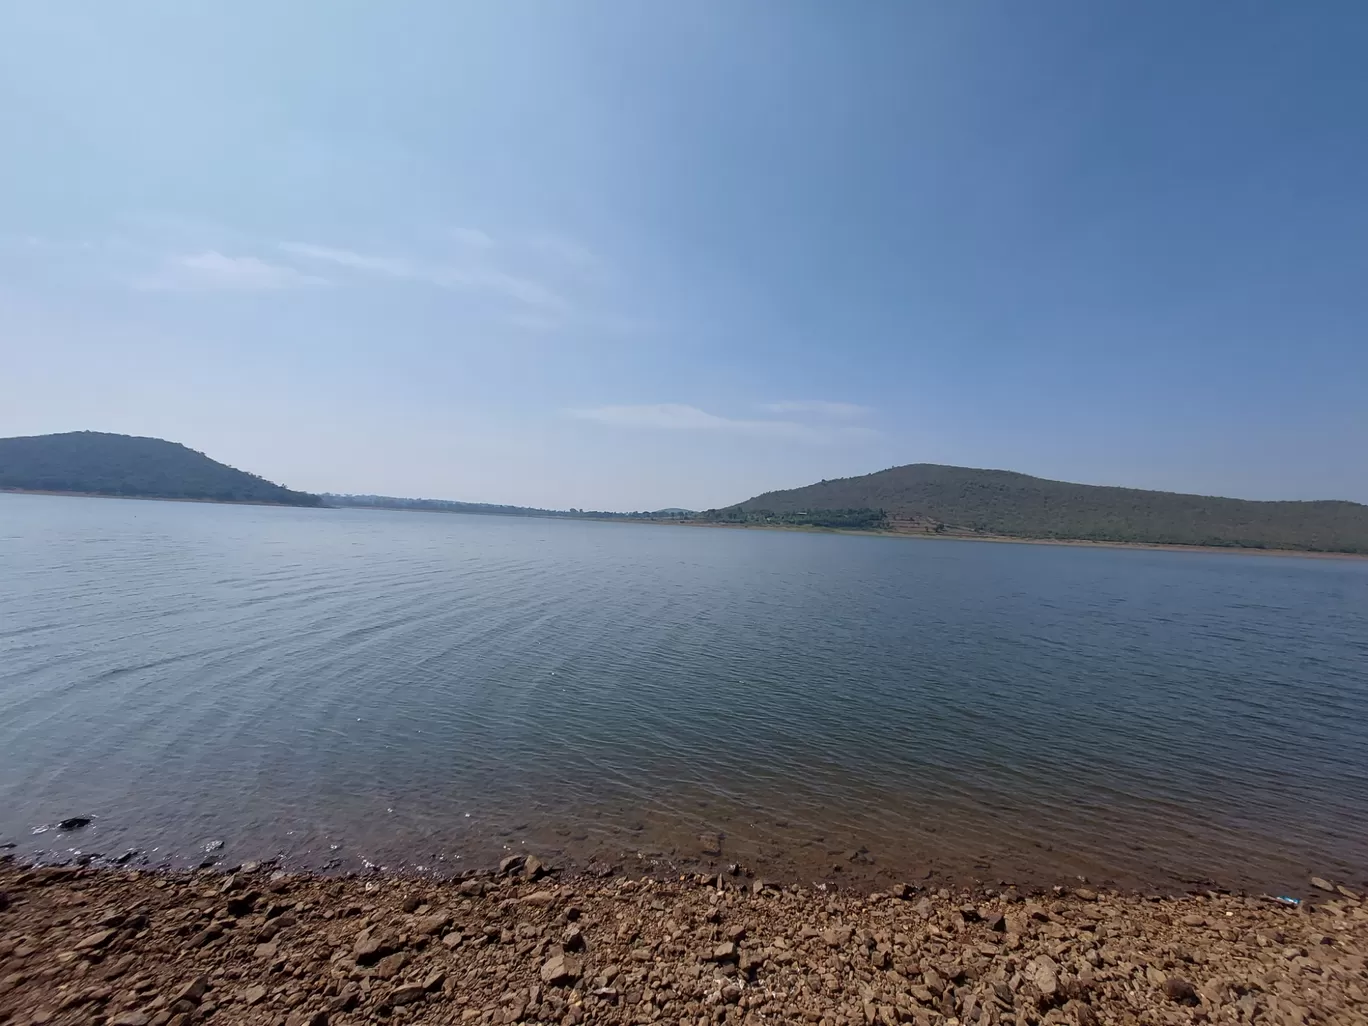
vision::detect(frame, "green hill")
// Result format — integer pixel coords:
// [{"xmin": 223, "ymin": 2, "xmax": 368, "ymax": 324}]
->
[
  {"xmin": 0, "ymin": 431, "xmax": 322, "ymax": 507},
  {"xmin": 722, "ymin": 464, "xmax": 1368, "ymax": 553}
]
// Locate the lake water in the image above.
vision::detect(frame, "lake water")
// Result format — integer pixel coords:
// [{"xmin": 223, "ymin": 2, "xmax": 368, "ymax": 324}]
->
[{"xmin": 1, "ymin": 492, "xmax": 1365, "ymax": 894}]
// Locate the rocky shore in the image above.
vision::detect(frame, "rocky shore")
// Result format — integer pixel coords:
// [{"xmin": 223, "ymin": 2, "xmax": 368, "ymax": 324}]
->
[{"xmin": 1, "ymin": 858, "xmax": 1364, "ymax": 1026}]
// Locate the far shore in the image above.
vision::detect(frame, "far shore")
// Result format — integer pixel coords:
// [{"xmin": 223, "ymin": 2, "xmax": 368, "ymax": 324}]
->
[{"xmin": 6, "ymin": 487, "xmax": 1364, "ymax": 561}]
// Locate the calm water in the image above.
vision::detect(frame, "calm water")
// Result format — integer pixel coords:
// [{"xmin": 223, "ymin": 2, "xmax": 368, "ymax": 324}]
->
[{"xmin": 1, "ymin": 492, "xmax": 1365, "ymax": 893}]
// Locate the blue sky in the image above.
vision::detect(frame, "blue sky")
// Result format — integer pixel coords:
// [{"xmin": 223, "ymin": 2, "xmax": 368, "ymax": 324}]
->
[{"xmin": 3, "ymin": 2, "xmax": 1366, "ymax": 509}]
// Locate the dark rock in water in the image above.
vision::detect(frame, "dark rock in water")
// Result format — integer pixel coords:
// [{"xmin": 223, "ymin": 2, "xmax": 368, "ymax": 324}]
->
[
  {"xmin": 0, "ymin": 842, "xmax": 16, "ymax": 850},
  {"xmin": 113, "ymin": 850, "xmax": 138, "ymax": 865},
  {"xmin": 57, "ymin": 817, "xmax": 91, "ymax": 831},
  {"xmin": 524, "ymin": 854, "xmax": 549, "ymax": 880},
  {"xmin": 497, "ymin": 854, "xmax": 525, "ymax": 877},
  {"xmin": 699, "ymin": 833, "xmax": 722, "ymax": 856}
]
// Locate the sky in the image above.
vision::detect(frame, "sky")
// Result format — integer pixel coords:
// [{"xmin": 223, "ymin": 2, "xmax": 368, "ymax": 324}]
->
[{"xmin": 3, "ymin": 2, "xmax": 1366, "ymax": 510}]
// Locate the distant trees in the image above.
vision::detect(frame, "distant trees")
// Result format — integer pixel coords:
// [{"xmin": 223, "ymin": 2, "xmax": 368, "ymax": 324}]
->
[{"xmin": 697, "ymin": 507, "xmax": 890, "ymax": 530}]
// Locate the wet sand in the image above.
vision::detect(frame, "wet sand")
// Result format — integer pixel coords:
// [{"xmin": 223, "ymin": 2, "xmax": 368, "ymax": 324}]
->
[{"xmin": 1, "ymin": 856, "xmax": 1365, "ymax": 1026}]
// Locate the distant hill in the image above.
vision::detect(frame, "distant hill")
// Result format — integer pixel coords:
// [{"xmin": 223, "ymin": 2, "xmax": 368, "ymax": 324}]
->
[
  {"xmin": 324, "ymin": 493, "xmax": 694, "ymax": 521},
  {"xmin": 723, "ymin": 464, "xmax": 1368, "ymax": 553},
  {"xmin": 0, "ymin": 432, "xmax": 322, "ymax": 507}
]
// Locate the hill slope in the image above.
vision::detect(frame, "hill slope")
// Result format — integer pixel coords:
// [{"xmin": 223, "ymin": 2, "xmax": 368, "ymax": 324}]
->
[
  {"xmin": 727, "ymin": 464, "xmax": 1368, "ymax": 553},
  {"xmin": 0, "ymin": 431, "xmax": 322, "ymax": 506}
]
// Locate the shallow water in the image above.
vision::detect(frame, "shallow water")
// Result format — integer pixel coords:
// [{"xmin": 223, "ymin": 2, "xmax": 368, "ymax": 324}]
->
[{"xmin": 1, "ymin": 492, "xmax": 1365, "ymax": 892}]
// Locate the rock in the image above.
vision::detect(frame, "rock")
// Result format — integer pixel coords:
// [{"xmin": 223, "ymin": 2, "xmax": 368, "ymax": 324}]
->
[
  {"xmin": 822, "ymin": 925, "xmax": 853, "ymax": 947},
  {"xmin": 75, "ymin": 929, "xmax": 116, "ymax": 951},
  {"xmin": 352, "ymin": 928, "xmax": 396, "ymax": 964},
  {"xmin": 706, "ymin": 941, "xmax": 738, "ymax": 963},
  {"xmin": 1311, "ymin": 877, "xmax": 1337, "ymax": 893},
  {"xmin": 1163, "ymin": 977, "xmax": 1199, "ymax": 1005},
  {"xmin": 390, "ymin": 983, "xmax": 427, "ymax": 1006},
  {"xmin": 699, "ymin": 833, "xmax": 722, "ymax": 856},
  {"xmin": 110, "ymin": 1014, "xmax": 149, "ymax": 1026},
  {"xmin": 1073, "ymin": 888, "xmax": 1097, "ymax": 901},
  {"xmin": 563, "ymin": 925, "xmax": 586, "ymax": 951},
  {"xmin": 422, "ymin": 969, "xmax": 445, "ymax": 991},
  {"xmin": 520, "ymin": 890, "xmax": 556, "ymax": 906},
  {"xmin": 373, "ymin": 952, "xmax": 407, "ymax": 978},
  {"xmin": 498, "ymin": 855, "xmax": 525, "ymax": 877},
  {"xmin": 57, "ymin": 817, "xmax": 91, "ymax": 831},
  {"xmin": 286, "ymin": 1012, "xmax": 329, "ymax": 1026},
  {"xmin": 170, "ymin": 977, "xmax": 209, "ymax": 1005},
  {"xmin": 984, "ymin": 911, "xmax": 1006, "ymax": 932},
  {"xmin": 413, "ymin": 912, "xmax": 450, "ymax": 936},
  {"xmin": 524, "ymin": 854, "xmax": 549, "ymax": 880},
  {"xmin": 243, "ymin": 984, "xmax": 267, "ymax": 1006},
  {"xmin": 457, "ymin": 879, "xmax": 484, "ymax": 897},
  {"xmin": 540, "ymin": 953, "xmax": 580, "ymax": 986},
  {"xmin": 1026, "ymin": 956, "xmax": 1060, "ymax": 1001},
  {"xmin": 1337, "ymin": 884, "xmax": 1361, "ymax": 900}
]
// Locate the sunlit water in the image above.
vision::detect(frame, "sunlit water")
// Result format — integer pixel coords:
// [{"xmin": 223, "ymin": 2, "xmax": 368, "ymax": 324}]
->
[{"xmin": 2, "ymin": 492, "xmax": 1365, "ymax": 893}]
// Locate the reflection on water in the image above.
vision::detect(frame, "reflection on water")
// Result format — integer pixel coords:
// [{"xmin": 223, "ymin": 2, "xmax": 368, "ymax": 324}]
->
[{"xmin": 1, "ymin": 492, "xmax": 1365, "ymax": 891}]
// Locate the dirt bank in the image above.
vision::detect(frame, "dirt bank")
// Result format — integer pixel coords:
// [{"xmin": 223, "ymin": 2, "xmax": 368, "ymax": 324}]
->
[{"xmin": 1, "ymin": 859, "xmax": 1364, "ymax": 1026}]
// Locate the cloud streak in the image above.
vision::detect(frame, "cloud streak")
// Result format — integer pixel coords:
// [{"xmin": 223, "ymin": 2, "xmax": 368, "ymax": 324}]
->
[
  {"xmin": 759, "ymin": 400, "xmax": 872, "ymax": 419},
  {"xmin": 280, "ymin": 241, "xmax": 567, "ymax": 312},
  {"xmin": 568, "ymin": 403, "xmax": 876, "ymax": 443},
  {"xmin": 135, "ymin": 251, "xmax": 329, "ymax": 291}
]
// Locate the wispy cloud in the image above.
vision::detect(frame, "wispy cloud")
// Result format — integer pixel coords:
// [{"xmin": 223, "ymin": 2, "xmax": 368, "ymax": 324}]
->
[
  {"xmin": 135, "ymin": 251, "xmax": 329, "ymax": 291},
  {"xmin": 760, "ymin": 400, "xmax": 872, "ymax": 419},
  {"xmin": 568, "ymin": 403, "xmax": 875, "ymax": 443},
  {"xmin": 280, "ymin": 241, "xmax": 567, "ymax": 312}
]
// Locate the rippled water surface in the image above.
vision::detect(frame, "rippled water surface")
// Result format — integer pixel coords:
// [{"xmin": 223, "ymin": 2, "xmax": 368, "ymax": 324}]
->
[{"xmin": 2, "ymin": 492, "xmax": 1366, "ymax": 892}]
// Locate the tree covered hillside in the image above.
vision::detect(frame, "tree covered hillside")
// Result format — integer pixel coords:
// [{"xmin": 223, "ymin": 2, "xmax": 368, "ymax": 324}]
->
[
  {"xmin": 731, "ymin": 464, "xmax": 1368, "ymax": 553},
  {"xmin": 0, "ymin": 432, "xmax": 322, "ymax": 506}
]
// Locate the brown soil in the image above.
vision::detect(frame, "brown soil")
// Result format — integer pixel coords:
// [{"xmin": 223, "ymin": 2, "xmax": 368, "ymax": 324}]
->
[{"xmin": 1, "ymin": 857, "xmax": 1364, "ymax": 1026}]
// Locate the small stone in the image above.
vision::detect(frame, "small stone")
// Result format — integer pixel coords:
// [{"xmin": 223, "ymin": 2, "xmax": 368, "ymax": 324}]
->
[
  {"xmin": 1026, "ymin": 956, "xmax": 1059, "ymax": 999},
  {"xmin": 1337, "ymin": 884, "xmax": 1361, "ymax": 900},
  {"xmin": 1181, "ymin": 914, "xmax": 1206, "ymax": 927},
  {"xmin": 422, "ymin": 970, "xmax": 445, "ymax": 991},
  {"xmin": 1164, "ymin": 977, "xmax": 1198, "ymax": 1005},
  {"xmin": 75, "ymin": 929, "xmax": 116, "ymax": 951},
  {"xmin": 1073, "ymin": 888, "xmax": 1098, "ymax": 901},
  {"xmin": 390, "ymin": 984, "xmax": 427, "ymax": 1006},
  {"xmin": 110, "ymin": 1014, "xmax": 149, "ymax": 1026},
  {"xmin": 498, "ymin": 855, "xmax": 525, "ymax": 876},
  {"xmin": 521, "ymin": 890, "xmax": 556, "ymax": 906},
  {"xmin": 243, "ymin": 985, "xmax": 268, "ymax": 1006},
  {"xmin": 413, "ymin": 912, "xmax": 450, "ymax": 936},
  {"xmin": 1310, "ymin": 877, "xmax": 1336, "ymax": 893},
  {"xmin": 540, "ymin": 953, "xmax": 581, "ymax": 986},
  {"xmin": 352, "ymin": 928, "xmax": 394, "ymax": 965},
  {"xmin": 707, "ymin": 941, "xmax": 737, "ymax": 963},
  {"xmin": 400, "ymin": 895, "xmax": 422, "ymax": 913},
  {"xmin": 563, "ymin": 925, "xmax": 586, "ymax": 952},
  {"xmin": 524, "ymin": 854, "xmax": 548, "ymax": 880},
  {"xmin": 374, "ymin": 952, "xmax": 407, "ymax": 978},
  {"xmin": 171, "ymin": 977, "xmax": 209, "ymax": 1006}
]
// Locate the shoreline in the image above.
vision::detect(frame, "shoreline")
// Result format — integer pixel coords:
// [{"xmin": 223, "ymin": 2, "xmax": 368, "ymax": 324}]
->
[
  {"xmin": 662, "ymin": 519, "xmax": 1368, "ymax": 561},
  {"xmin": 0, "ymin": 488, "xmax": 321, "ymax": 510},
  {"xmin": 6, "ymin": 489, "xmax": 1364, "ymax": 560},
  {"xmin": 1, "ymin": 857, "xmax": 1363, "ymax": 1026}
]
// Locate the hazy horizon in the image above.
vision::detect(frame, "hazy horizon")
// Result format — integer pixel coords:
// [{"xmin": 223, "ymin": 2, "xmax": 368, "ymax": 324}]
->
[{"xmin": 4, "ymin": 3, "xmax": 1366, "ymax": 509}]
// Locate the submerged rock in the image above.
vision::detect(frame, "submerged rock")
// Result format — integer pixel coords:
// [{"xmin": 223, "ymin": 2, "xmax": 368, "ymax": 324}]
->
[{"xmin": 57, "ymin": 817, "xmax": 91, "ymax": 831}]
